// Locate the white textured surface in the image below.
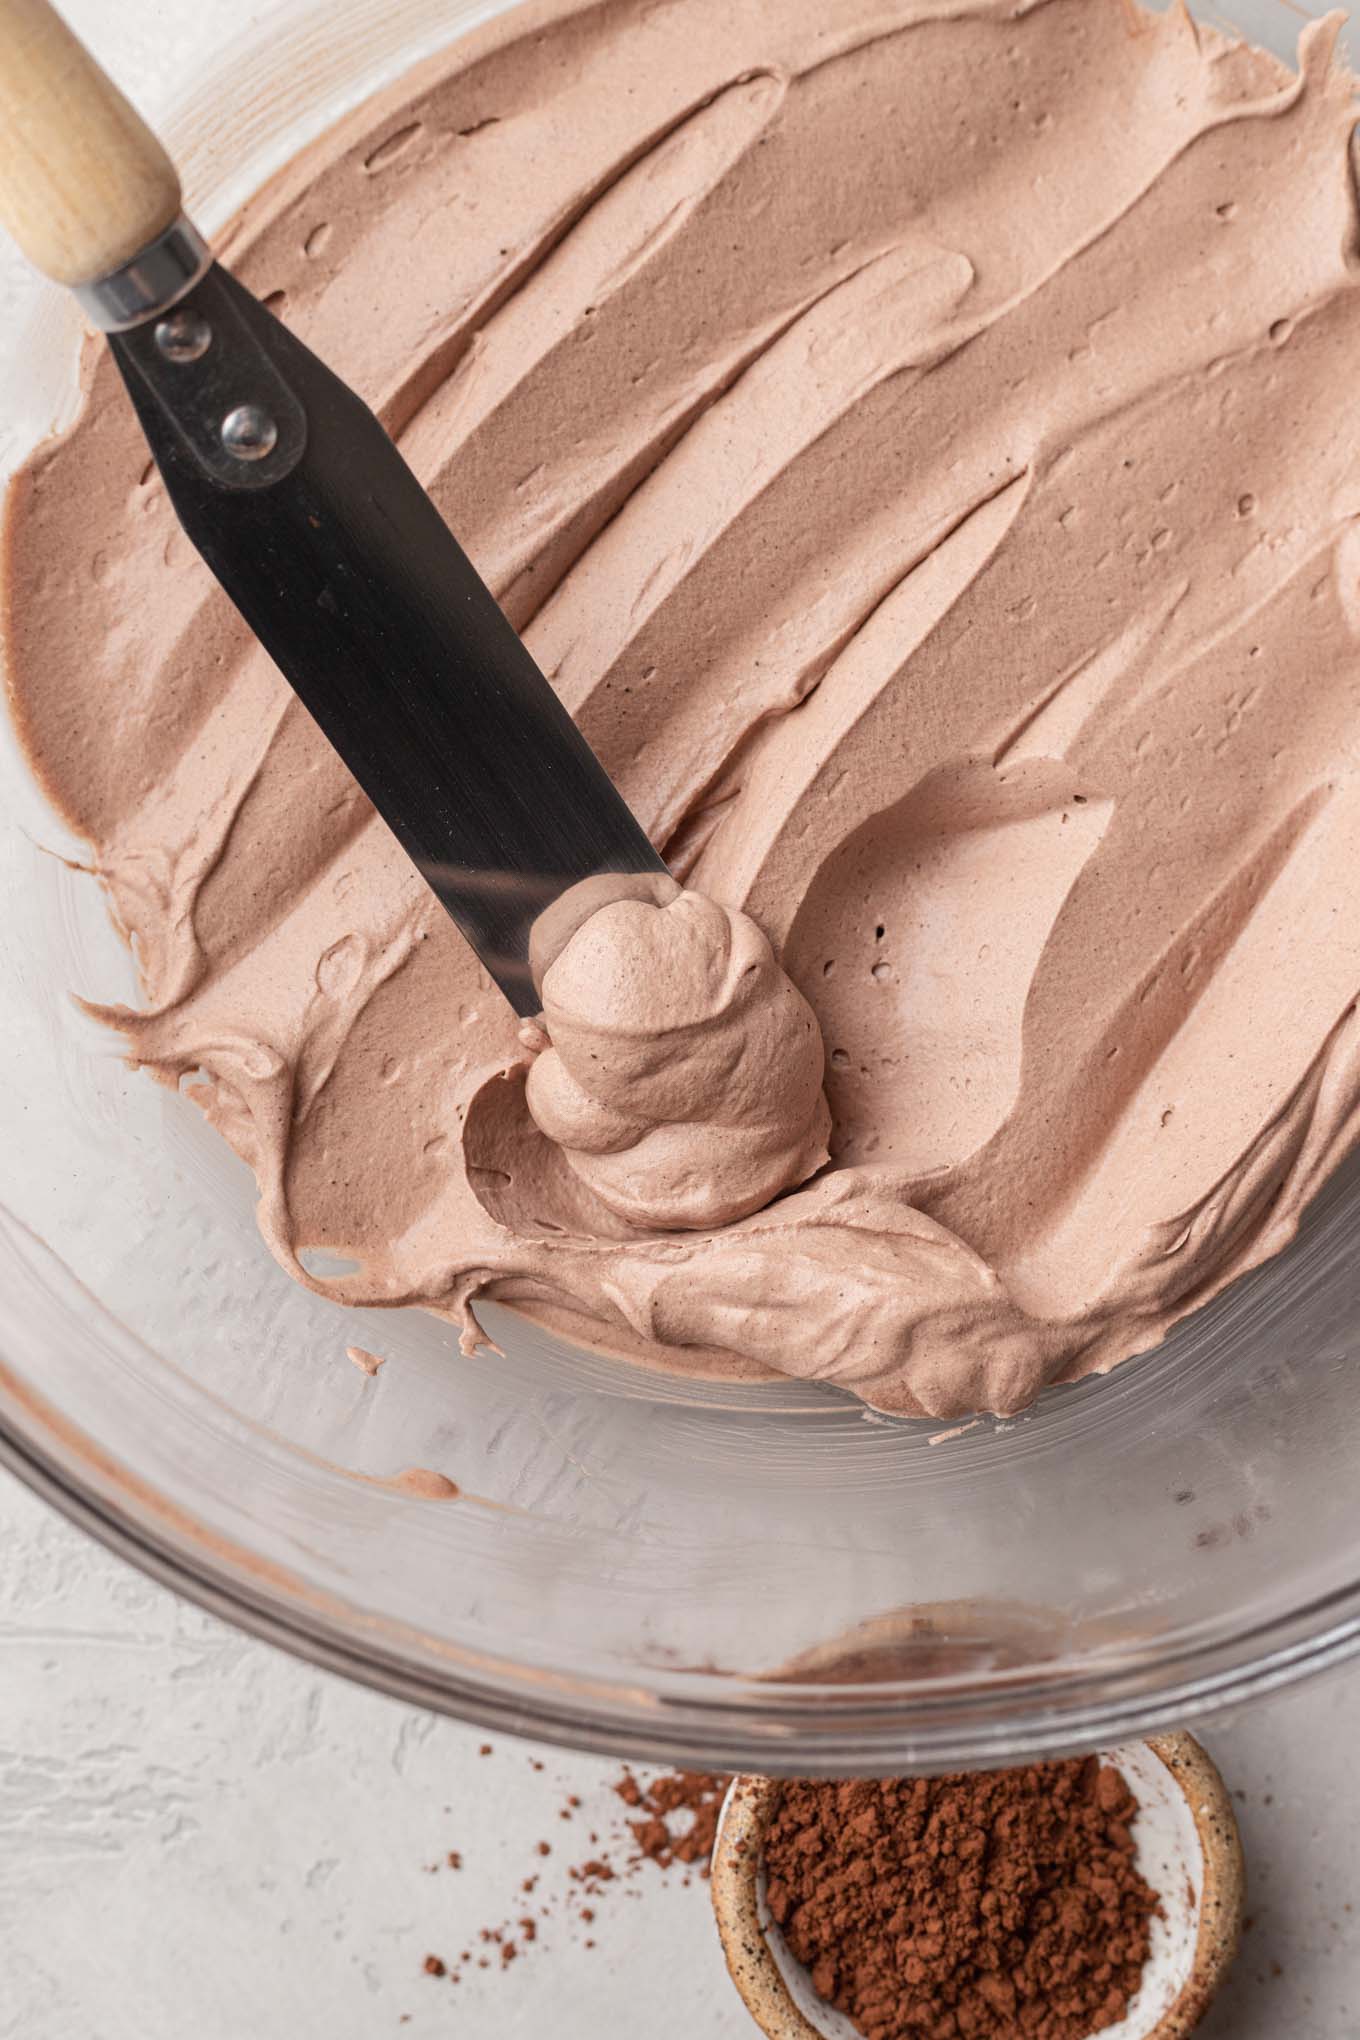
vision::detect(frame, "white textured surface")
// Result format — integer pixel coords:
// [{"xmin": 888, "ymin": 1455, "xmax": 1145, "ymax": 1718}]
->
[
  {"xmin": 0, "ymin": 1471, "xmax": 751, "ymax": 2040},
  {"xmin": 0, "ymin": 1468, "xmax": 1357, "ymax": 2038}
]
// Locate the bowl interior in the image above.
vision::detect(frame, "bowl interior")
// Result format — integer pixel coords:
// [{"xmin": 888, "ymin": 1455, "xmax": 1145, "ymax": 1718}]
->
[{"xmin": 1, "ymin": 0, "xmax": 1359, "ymax": 1768}]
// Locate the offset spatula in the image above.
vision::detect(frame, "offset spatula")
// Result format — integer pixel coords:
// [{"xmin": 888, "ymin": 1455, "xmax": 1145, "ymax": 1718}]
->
[{"xmin": 0, "ymin": 0, "xmax": 672, "ymax": 1017}]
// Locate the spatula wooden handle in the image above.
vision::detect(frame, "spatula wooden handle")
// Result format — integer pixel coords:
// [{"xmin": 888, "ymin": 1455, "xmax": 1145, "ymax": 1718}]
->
[{"xmin": 0, "ymin": 0, "xmax": 181, "ymax": 287}]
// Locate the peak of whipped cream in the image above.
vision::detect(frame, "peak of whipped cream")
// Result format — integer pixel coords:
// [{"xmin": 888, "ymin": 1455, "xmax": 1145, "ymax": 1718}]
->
[{"xmin": 525, "ymin": 888, "xmax": 830, "ymax": 1228}]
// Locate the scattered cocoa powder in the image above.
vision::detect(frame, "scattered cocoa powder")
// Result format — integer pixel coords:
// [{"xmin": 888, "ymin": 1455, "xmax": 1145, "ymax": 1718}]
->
[
  {"xmin": 613, "ymin": 1768, "xmax": 730, "ymax": 1874},
  {"xmin": 763, "ymin": 1759, "xmax": 1159, "ymax": 2040},
  {"xmin": 420, "ymin": 1764, "xmax": 731, "ymax": 1986}
]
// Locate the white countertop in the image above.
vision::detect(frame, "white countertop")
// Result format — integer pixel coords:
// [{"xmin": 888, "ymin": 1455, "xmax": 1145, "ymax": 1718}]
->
[{"xmin": 0, "ymin": 1467, "xmax": 1355, "ymax": 2040}]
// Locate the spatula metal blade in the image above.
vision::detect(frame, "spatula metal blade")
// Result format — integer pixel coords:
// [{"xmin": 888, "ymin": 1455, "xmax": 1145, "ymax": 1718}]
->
[{"xmin": 111, "ymin": 264, "xmax": 669, "ymax": 1017}]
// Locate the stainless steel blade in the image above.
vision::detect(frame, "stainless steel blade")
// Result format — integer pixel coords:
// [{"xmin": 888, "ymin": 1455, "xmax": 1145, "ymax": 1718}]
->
[{"xmin": 110, "ymin": 265, "xmax": 671, "ymax": 1017}]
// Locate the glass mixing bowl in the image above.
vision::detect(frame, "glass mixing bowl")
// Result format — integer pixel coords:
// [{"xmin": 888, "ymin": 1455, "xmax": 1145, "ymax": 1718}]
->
[{"xmin": 2, "ymin": 0, "xmax": 1358, "ymax": 1775}]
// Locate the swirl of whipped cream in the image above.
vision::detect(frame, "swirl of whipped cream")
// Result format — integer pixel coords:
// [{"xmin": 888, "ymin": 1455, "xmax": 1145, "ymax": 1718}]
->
[{"xmin": 525, "ymin": 888, "xmax": 830, "ymax": 1229}]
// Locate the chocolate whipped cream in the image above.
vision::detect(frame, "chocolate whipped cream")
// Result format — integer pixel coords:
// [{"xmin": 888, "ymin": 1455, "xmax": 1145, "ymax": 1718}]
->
[
  {"xmin": 527, "ymin": 887, "xmax": 829, "ymax": 1228},
  {"xmin": 7, "ymin": 0, "xmax": 1360, "ymax": 1416}
]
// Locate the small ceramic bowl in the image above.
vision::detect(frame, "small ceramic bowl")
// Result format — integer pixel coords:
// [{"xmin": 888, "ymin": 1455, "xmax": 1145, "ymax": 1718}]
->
[{"xmin": 711, "ymin": 1734, "xmax": 1244, "ymax": 2040}]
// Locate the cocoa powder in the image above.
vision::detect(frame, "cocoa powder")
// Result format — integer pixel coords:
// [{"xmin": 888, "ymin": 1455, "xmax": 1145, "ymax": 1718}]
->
[
  {"xmin": 763, "ymin": 1759, "xmax": 1159, "ymax": 2040},
  {"xmin": 614, "ymin": 1768, "xmax": 729, "ymax": 1872},
  {"xmin": 420, "ymin": 1765, "xmax": 731, "ymax": 1985}
]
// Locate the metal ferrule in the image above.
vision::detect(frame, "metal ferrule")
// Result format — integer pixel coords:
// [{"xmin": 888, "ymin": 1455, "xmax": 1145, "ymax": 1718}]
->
[{"xmin": 73, "ymin": 214, "xmax": 213, "ymax": 333}]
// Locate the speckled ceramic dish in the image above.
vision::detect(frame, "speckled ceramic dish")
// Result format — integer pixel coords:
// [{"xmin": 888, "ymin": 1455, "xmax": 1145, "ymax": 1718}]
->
[{"xmin": 710, "ymin": 1734, "xmax": 1244, "ymax": 2040}]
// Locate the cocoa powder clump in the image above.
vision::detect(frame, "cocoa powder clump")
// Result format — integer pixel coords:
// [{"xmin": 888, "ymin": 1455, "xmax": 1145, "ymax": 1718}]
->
[
  {"xmin": 763, "ymin": 1758, "xmax": 1159, "ymax": 2040},
  {"xmin": 613, "ymin": 1768, "xmax": 729, "ymax": 1873}
]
